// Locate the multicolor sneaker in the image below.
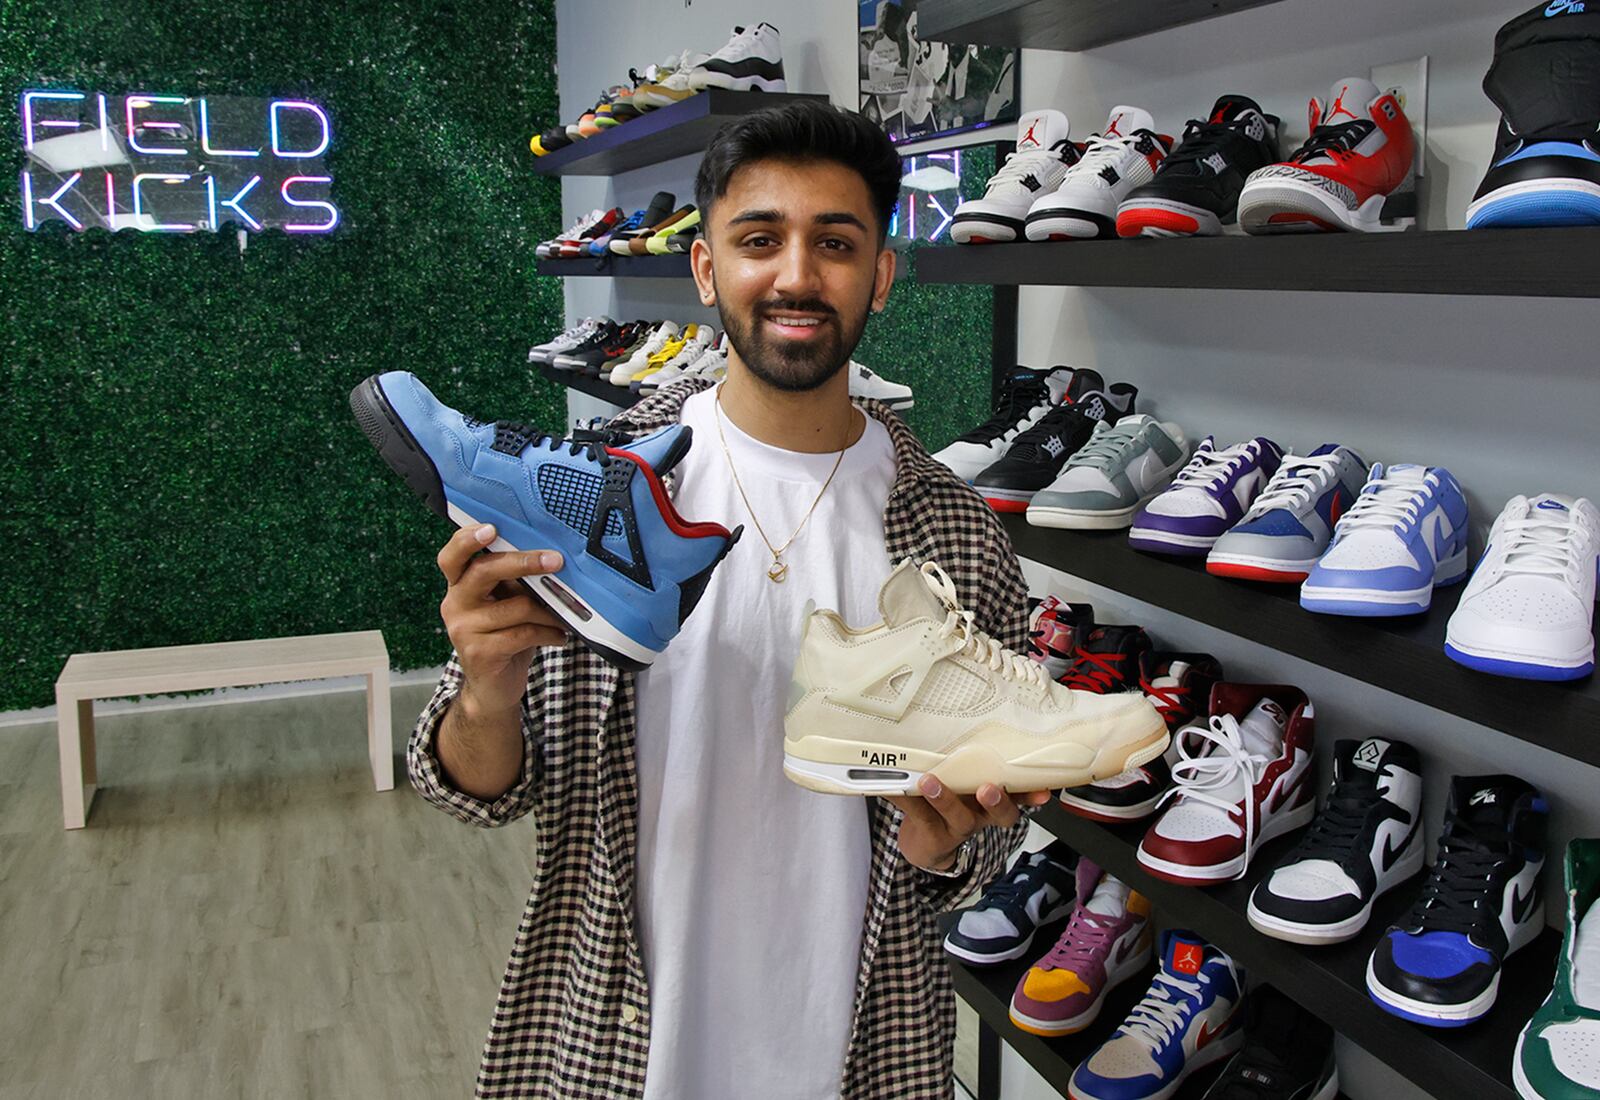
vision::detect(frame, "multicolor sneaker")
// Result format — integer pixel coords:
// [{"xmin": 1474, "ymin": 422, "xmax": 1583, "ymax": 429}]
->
[
  {"xmin": 349, "ymin": 372, "xmax": 741, "ymax": 670},
  {"xmin": 944, "ymin": 847, "xmax": 1078, "ymax": 965},
  {"xmin": 587, "ymin": 192, "xmax": 676, "ymax": 257},
  {"xmin": 952, "ymin": 109, "xmax": 1082, "ymax": 244},
  {"xmin": 1026, "ymin": 107, "xmax": 1173, "ymax": 241},
  {"xmin": 1027, "ymin": 595, "xmax": 1096, "ymax": 681},
  {"xmin": 1206, "ymin": 444, "xmax": 1367, "ymax": 583},
  {"xmin": 1027, "ymin": 415, "xmax": 1190, "ymax": 530},
  {"xmin": 1129, "ymin": 436, "xmax": 1284, "ymax": 556},
  {"xmin": 1300, "ymin": 463, "xmax": 1470, "ymax": 616},
  {"xmin": 607, "ymin": 321, "xmax": 680, "ymax": 386},
  {"xmin": 1068, "ymin": 931, "xmax": 1245, "ymax": 1100},
  {"xmin": 1011, "ymin": 861, "xmax": 1154, "ymax": 1037},
  {"xmin": 1513, "ymin": 837, "xmax": 1600, "ymax": 1100},
  {"xmin": 1368, "ymin": 774, "xmax": 1548, "ymax": 1028},
  {"xmin": 1057, "ymin": 623, "xmax": 1153, "ymax": 694}
]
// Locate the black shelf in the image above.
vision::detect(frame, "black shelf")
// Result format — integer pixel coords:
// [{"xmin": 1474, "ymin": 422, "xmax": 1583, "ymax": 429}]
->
[
  {"xmin": 1033, "ymin": 802, "xmax": 1555, "ymax": 1100},
  {"xmin": 536, "ymin": 253, "xmax": 692, "ymax": 278},
  {"xmin": 918, "ymin": 0, "xmax": 1286, "ymax": 52},
  {"xmin": 1003, "ymin": 518, "xmax": 1600, "ymax": 769},
  {"xmin": 532, "ymin": 360, "xmax": 642, "ymax": 407},
  {"xmin": 529, "ymin": 90, "xmax": 828, "ymax": 177},
  {"xmin": 915, "ymin": 228, "xmax": 1600, "ymax": 298}
]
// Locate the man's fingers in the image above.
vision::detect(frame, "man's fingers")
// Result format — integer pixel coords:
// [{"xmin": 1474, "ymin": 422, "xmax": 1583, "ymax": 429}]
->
[
  {"xmin": 454, "ymin": 591, "xmax": 567, "ymax": 636},
  {"xmin": 915, "ymin": 775, "xmax": 980, "ymax": 839},
  {"xmin": 974, "ymin": 783, "xmax": 1022, "ymax": 828},
  {"xmin": 455, "ymin": 546, "xmax": 565, "ymax": 602},
  {"xmin": 436, "ymin": 523, "xmax": 500, "ymax": 586},
  {"xmin": 458, "ymin": 621, "xmax": 568, "ymax": 665}
]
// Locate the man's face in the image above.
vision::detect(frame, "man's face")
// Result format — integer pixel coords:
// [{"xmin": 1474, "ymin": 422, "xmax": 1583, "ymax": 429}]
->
[{"xmin": 692, "ymin": 157, "xmax": 896, "ymax": 393}]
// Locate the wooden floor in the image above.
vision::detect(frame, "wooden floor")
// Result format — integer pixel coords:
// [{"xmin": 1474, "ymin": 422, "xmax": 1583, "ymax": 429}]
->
[{"xmin": 0, "ymin": 683, "xmax": 537, "ymax": 1099}]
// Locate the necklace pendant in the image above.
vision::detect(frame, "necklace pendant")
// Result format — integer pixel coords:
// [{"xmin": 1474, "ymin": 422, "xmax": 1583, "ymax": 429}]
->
[{"xmin": 767, "ymin": 559, "xmax": 789, "ymax": 584}]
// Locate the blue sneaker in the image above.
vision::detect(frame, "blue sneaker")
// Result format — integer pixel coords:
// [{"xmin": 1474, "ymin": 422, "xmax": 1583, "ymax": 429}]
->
[
  {"xmin": 943, "ymin": 848, "xmax": 1077, "ymax": 966},
  {"xmin": 1069, "ymin": 930, "xmax": 1245, "ymax": 1100},
  {"xmin": 350, "ymin": 371, "xmax": 740, "ymax": 670},
  {"xmin": 1206, "ymin": 443, "xmax": 1367, "ymax": 584},
  {"xmin": 587, "ymin": 191, "xmax": 676, "ymax": 255},
  {"xmin": 1299, "ymin": 463, "xmax": 1470, "ymax": 617}
]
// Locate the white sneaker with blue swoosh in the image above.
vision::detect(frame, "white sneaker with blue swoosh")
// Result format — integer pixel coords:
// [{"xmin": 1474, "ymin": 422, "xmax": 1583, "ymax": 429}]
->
[{"xmin": 1300, "ymin": 463, "xmax": 1471, "ymax": 616}]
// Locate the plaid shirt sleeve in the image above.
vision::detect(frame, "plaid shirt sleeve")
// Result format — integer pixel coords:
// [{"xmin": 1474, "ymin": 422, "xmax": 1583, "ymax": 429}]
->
[{"xmin": 406, "ymin": 649, "xmax": 548, "ymax": 828}]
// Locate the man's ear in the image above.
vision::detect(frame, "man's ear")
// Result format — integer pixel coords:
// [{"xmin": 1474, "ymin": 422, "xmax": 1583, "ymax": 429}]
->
[
  {"xmin": 871, "ymin": 245, "xmax": 897, "ymax": 313},
  {"xmin": 691, "ymin": 236, "xmax": 716, "ymax": 307}
]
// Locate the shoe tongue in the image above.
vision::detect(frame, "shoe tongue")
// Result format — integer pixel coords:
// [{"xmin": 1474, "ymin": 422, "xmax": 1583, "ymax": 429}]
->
[
  {"xmin": 1045, "ymin": 367, "xmax": 1077, "ymax": 403},
  {"xmin": 1337, "ymin": 737, "xmax": 1392, "ymax": 786},
  {"xmin": 879, "ymin": 560, "xmax": 950, "ymax": 628},
  {"xmin": 1065, "ymin": 368, "xmax": 1107, "ymax": 403},
  {"xmin": 1322, "ymin": 77, "xmax": 1380, "ymax": 125},
  {"xmin": 1449, "ymin": 775, "xmax": 1528, "ymax": 833},
  {"xmin": 1103, "ymin": 106, "xmax": 1154, "ymax": 139},
  {"xmin": 1016, "ymin": 108, "xmax": 1071, "ymax": 153},
  {"xmin": 1384, "ymin": 463, "xmax": 1428, "ymax": 485},
  {"xmin": 1531, "ymin": 493, "xmax": 1578, "ymax": 516},
  {"xmin": 1209, "ymin": 94, "xmax": 1264, "ymax": 124},
  {"xmin": 1084, "ymin": 876, "xmax": 1131, "ymax": 917},
  {"xmin": 1236, "ymin": 697, "xmax": 1289, "ymax": 758},
  {"xmin": 1162, "ymin": 931, "xmax": 1209, "ymax": 978}
]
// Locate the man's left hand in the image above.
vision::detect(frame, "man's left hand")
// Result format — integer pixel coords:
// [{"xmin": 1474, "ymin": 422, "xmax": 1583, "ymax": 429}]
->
[{"xmin": 887, "ymin": 776, "xmax": 1052, "ymax": 873}]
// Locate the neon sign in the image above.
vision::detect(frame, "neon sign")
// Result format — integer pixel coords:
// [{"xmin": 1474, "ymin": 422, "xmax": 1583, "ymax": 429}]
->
[
  {"xmin": 18, "ymin": 90, "xmax": 338, "ymax": 233},
  {"xmin": 890, "ymin": 148, "xmax": 962, "ymax": 244}
]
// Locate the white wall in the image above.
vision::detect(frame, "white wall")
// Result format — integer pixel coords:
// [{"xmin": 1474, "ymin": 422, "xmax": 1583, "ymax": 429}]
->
[{"xmin": 550, "ymin": 2, "xmax": 1600, "ymax": 1097}]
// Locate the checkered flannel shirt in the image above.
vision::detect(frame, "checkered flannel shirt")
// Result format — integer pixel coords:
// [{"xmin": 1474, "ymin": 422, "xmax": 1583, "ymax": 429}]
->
[{"xmin": 408, "ymin": 376, "xmax": 1031, "ymax": 1099}]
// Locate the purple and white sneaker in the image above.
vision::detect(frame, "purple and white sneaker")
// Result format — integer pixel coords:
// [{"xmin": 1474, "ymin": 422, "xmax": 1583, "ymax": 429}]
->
[{"xmin": 1129, "ymin": 436, "xmax": 1284, "ymax": 556}]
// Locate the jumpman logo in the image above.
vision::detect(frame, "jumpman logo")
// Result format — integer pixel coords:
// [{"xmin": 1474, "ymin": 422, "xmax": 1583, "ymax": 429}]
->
[
  {"xmin": 1105, "ymin": 113, "xmax": 1125, "ymax": 137},
  {"xmin": 1021, "ymin": 119, "xmax": 1042, "ymax": 147},
  {"xmin": 1327, "ymin": 86, "xmax": 1359, "ymax": 122}
]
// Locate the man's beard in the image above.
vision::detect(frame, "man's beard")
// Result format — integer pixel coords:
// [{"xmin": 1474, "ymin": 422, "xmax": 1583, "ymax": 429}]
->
[{"xmin": 716, "ymin": 283, "xmax": 871, "ymax": 393}]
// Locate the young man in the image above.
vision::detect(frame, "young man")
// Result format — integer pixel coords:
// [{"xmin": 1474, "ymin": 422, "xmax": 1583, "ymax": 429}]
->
[{"xmin": 409, "ymin": 101, "xmax": 1045, "ymax": 1099}]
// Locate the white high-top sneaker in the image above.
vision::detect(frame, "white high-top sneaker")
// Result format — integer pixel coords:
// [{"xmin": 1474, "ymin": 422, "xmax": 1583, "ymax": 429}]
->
[
  {"xmin": 952, "ymin": 109, "xmax": 1080, "ymax": 244},
  {"xmin": 639, "ymin": 328, "xmax": 719, "ymax": 393},
  {"xmin": 932, "ymin": 367, "xmax": 1075, "ymax": 483},
  {"xmin": 783, "ymin": 560, "xmax": 1168, "ymax": 796},
  {"xmin": 688, "ymin": 24, "xmax": 786, "ymax": 92},
  {"xmin": 1026, "ymin": 108, "xmax": 1172, "ymax": 241}
]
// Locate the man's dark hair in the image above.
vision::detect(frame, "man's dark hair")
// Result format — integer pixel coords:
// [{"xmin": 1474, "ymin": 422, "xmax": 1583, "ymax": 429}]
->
[{"xmin": 694, "ymin": 100, "xmax": 902, "ymax": 242}]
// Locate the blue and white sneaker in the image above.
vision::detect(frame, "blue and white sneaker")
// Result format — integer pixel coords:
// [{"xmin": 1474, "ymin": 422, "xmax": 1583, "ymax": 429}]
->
[
  {"xmin": 1467, "ymin": 125, "xmax": 1600, "ymax": 229},
  {"xmin": 349, "ymin": 371, "xmax": 741, "ymax": 670},
  {"xmin": 1069, "ymin": 930, "xmax": 1245, "ymax": 1100},
  {"xmin": 1206, "ymin": 444, "xmax": 1367, "ymax": 583},
  {"xmin": 1299, "ymin": 463, "xmax": 1470, "ymax": 617},
  {"xmin": 944, "ymin": 848, "xmax": 1077, "ymax": 966}
]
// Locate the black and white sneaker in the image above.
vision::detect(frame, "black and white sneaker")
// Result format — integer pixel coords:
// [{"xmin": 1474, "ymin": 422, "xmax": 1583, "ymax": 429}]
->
[
  {"xmin": 687, "ymin": 23, "xmax": 786, "ymax": 92},
  {"xmin": 932, "ymin": 367, "xmax": 1076, "ymax": 483},
  {"xmin": 952, "ymin": 109, "xmax": 1082, "ymax": 244},
  {"xmin": 529, "ymin": 316, "xmax": 612, "ymax": 365},
  {"xmin": 1201, "ymin": 985, "xmax": 1339, "ymax": 1100},
  {"xmin": 1367, "ymin": 774, "xmax": 1548, "ymax": 1027},
  {"xmin": 551, "ymin": 319, "xmax": 625, "ymax": 371},
  {"xmin": 944, "ymin": 847, "xmax": 1077, "ymax": 966},
  {"xmin": 1248, "ymin": 738, "xmax": 1425, "ymax": 945},
  {"xmin": 1117, "ymin": 95, "xmax": 1281, "ymax": 238},
  {"xmin": 972, "ymin": 369, "xmax": 1137, "ymax": 513}
]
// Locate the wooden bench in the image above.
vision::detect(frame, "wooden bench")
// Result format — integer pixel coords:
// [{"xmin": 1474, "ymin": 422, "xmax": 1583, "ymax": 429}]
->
[{"xmin": 54, "ymin": 631, "xmax": 392, "ymax": 829}]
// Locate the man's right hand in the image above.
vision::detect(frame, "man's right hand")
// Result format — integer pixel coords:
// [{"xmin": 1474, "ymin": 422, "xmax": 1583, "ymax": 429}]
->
[{"xmin": 438, "ymin": 523, "xmax": 571, "ymax": 717}]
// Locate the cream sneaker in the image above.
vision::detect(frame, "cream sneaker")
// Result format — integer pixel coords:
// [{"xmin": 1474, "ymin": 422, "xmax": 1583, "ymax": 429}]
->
[{"xmin": 784, "ymin": 561, "xmax": 1168, "ymax": 796}]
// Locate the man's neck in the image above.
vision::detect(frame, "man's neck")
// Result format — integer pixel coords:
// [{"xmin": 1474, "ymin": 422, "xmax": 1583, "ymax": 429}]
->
[{"xmin": 715, "ymin": 352, "xmax": 864, "ymax": 454}]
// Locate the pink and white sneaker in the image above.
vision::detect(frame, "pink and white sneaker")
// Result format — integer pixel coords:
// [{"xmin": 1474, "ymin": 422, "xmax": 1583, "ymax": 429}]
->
[
  {"xmin": 1010, "ymin": 860, "xmax": 1154, "ymax": 1037},
  {"xmin": 1137, "ymin": 684, "xmax": 1317, "ymax": 886}
]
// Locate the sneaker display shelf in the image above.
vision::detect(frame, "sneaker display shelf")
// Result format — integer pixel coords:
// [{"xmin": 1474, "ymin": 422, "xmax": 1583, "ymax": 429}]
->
[
  {"xmin": 917, "ymin": 0, "xmax": 1287, "ymax": 53},
  {"xmin": 531, "ymin": 359, "xmax": 643, "ymax": 408},
  {"xmin": 535, "ymin": 252, "xmax": 693, "ymax": 278}
]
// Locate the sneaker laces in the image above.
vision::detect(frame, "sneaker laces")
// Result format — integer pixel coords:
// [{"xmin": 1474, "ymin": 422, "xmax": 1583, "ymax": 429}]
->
[
  {"xmin": 1284, "ymin": 775, "xmax": 1370, "ymax": 861},
  {"xmin": 1065, "ymin": 422, "xmax": 1137, "ymax": 470},
  {"xmin": 955, "ymin": 376, "xmax": 1049, "ymax": 444},
  {"xmin": 922, "ymin": 563, "xmax": 1049, "ymax": 690},
  {"xmin": 980, "ymin": 861, "xmax": 1050, "ymax": 913},
  {"xmin": 1498, "ymin": 513, "xmax": 1593, "ymax": 585},
  {"xmin": 1337, "ymin": 475, "xmax": 1431, "ymax": 535},
  {"xmin": 1164, "ymin": 119, "xmax": 1247, "ymax": 167},
  {"xmin": 989, "ymin": 147, "xmax": 1070, "ymax": 190},
  {"xmin": 1074, "ymin": 132, "xmax": 1137, "ymax": 179},
  {"xmin": 1406, "ymin": 820, "xmax": 1510, "ymax": 943},
  {"xmin": 1170, "ymin": 443, "xmax": 1257, "ymax": 494},
  {"xmin": 1119, "ymin": 969, "xmax": 1218, "ymax": 1053},
  {"xmin": 1241, "ymin": 453, "xmax": 1343, "ymax": 519},
  {"xmin": 1060, "ymin": 647, "xmax": 1129, "ymax": 693},
  {"xmin": 1139, "ymin": 674, "xmax": 1190, "ymax": 726},
  {"xmin": 1042, "ymin": 905, "xmax": 1117, "ymax": 971},
  {"xmin": 1160, "ymin": 714, "xmax": 1274, "ymax": 873},
  {"xmin": 1291, "ymin": 119, "xmax": 1374, "ymax": 164}
]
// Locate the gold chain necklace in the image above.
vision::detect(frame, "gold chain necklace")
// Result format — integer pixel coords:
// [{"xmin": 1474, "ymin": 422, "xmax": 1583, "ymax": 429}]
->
[{"xmin": 713, "ymin": 384, "xmax": 850, "ymax": 583}]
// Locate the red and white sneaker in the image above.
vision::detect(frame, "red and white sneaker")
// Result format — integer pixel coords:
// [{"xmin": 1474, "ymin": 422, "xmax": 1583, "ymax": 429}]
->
[
  {"xmin": 1238, "ymin": 77, "xmax": 1415, "ymax": 234},
  {"xmin": 1025, "ymin": 107, "xmax": 1173, "ymax": 241},
  {"xmin": 1136, "ymin": 684, "xmax": 1316, "ymax": 885}
]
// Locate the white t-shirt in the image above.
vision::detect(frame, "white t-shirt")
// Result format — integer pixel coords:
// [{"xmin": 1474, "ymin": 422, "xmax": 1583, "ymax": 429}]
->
[{"xmin": 633, "ymin": 387, "xmax": 897, "ymax": 1100}]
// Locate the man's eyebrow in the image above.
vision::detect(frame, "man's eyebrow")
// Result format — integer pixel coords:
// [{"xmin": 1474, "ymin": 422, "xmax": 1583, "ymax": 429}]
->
[
  {"xmin": 724, "ymin": 209, "xmax": 870, "ymax": 232},
  {"xmin": 816, "ymin": 211, "xmax": 868, "ymax": 232},
  {"xmin": 727, "ymin": 208, "xmax": 784, "ymax": 226}
]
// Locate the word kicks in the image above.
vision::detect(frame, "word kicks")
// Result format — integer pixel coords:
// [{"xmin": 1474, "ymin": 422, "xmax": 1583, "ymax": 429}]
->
[
  {"xmin": 1138, "ymin": 685, "xmax": 1316, "ymax": 886},
  {"xmin": 1060, "ymin": 653, "xmax": 1224, "ymax": 824},
  {"xmin": 945, "ymin": 848, "xmax": 1077, "ymax": 965},
  {"xmin": 1249, "ymin": 738, "xmax": 1425, "ymax": 945},
  {"xmin": 1368, "ymin": 775, "xmax": 1548, "ymax": 1027},
  {"xmin": 1027, "ymin": 416, "xmax": 1190, "ymax": 530},
  {"xmin": 1027, "ymin": 595, "xmax": 1096, "ymax": 680},
  {"xmin": 1206, "ymin": 444, "xmax": 1367, "ymax": 582},
  {"xmin": 1513, "ymin": 838, "xmax": 1600, "ymax": 1100},
  {"xmin": 953, "ymin": 109, "xmax": 1082, "ymax": 244},
  {"xmin": 1240, "ymin": 77, "xmax": 1416, "ymax": 233},
  {"xmin": 1118, "ymin": 95, "xmax": 1281, "ymax": 238},
  {"xmin": 1027, "ymin": 107, "xmax": 1173, "ymax": 241},
  {"xmin": 1300, "ymin": 463, "xmax": 1470, "ymax": 616},
  {"xmin": 1470, "ymin": 3, "xmax": 1600, "ymax": 228},
  {"xmin": 1011, "ymin": 861, "xmax": 1154, "ymax": 1037},
  {"xmin": 974, "ymin": 370, "xmax": 1139, "ymax": 512},
  {"xmin": 933, "ymin": 367, "xmax": 1076, "ymax": 482},
  {"xmin": 349, "ymin": 373, "xmax": 740, "ymax": 670},
  {"xmin": 688, "ymin": 24, "xmax": 786, "ymax": 92},
  {"xmin": 1201, "ymin": 986, "xmax": 1338, "ymax": 1100},
  {"xmin": 1129, "ymin": 437, "xmax": 1283, "ymax": 556},
  {"xmin": 1445, "ymin": 494, "xmax": 1599, "ymax": 680},
  {"xmin": 783, "ymin": 561, "xmax": 1168, "ymax": 796},
  {"xmin": 1069, "ymin": 932, "xmax": 1245, "ymax": 1100}
]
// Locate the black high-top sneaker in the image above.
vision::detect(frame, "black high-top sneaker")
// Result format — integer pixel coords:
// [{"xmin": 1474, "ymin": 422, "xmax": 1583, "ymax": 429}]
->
[
  {"xmin": 1200, "ymin": 985, "xmax": 1338, "ymax": 1100},
  {"xmin": 1118, "ymin": 95, "xmax": 1281, "ymax": 238},
  {"xmin": 1248, "ymin": 738, "xmax": 1425, "ymax": 945},
  {"xmin": 1469, "ymin": 1, "xmax": 1600, "ymax": 228},
  {"xmin": 1060, "ymin": 651, "xmax": 1222, "ymax": 823},
  {"xmin": 1368, "ymin": 774, "xmax": 1548, "ymax": 1026},
  {"xmin": 932, "ymin": 367, "xmax": 1076, "ymax": 484},
  {"xmin": 973, "ymin": 369, "xmax": 1138, "ymax": 513}
]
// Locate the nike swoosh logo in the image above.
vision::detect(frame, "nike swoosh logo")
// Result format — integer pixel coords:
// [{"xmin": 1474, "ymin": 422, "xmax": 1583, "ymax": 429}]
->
[
  {"xmin": 1195, "ymin": 1010, "xmax": 1237, "ymax": 1050},
  {"xmin": 1512, "ymin": 883, "xmax": 1538, "ymax": 924},
  {"xmin": 1381, "ymin": 817, "xmax": 1420, "ymax": 873}
]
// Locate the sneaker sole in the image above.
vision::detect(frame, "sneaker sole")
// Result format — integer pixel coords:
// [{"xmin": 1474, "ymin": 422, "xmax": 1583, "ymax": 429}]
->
[
  {"xmin": 1056, "ymin": 789, "xmax": 1165, "ymax": 822},
  {"xmin": 1128, "ymin": 527, "xmax": 1220, "ymax": 556},
  {"xmin": 1009, "ymin": 938, "xmax": 1151, "ymax": 1037},
  {"xmin": 1135, "ymin": 799, "xmax": 1315, "ymax": 884},
  {"xmin": 1443, "ymin": 638, "xmax": 1596, "ymax": 682},
  {"xmin": 1205, "ymin": 550, "xmax": 1325, "ymax": 583},
  {"xmin": 688, "ymin": 71, "xmax": 785, "ymax": 93},
  {"xmin": 1024, "ymin": 207, "xmax": 1117, "ymax": 241},
  {"xmin": 1246, "ymin": 840, "xmax": 1425, "ymax": 945},
  {"xmin": 349, "ymin": 375, "xmax": 660, "ymax": 672},
  {"xmin": 1116, "ymin": 198, "xmax": 1224, "ymax": 239},
  {"xmin": 951, "ymin": 212, "xmax": 1025, "ymax": 244},
  {"xmin": 780, "ymin": 721, "xmax": 1168, "ymax": 798},
  {"xmin": 1467, "ymin": 178, "xmax": 1600, "ymax": 229},
  {"xmin": 1239, "ymin": 178, "xmax": 1389, "ymax": 234}
]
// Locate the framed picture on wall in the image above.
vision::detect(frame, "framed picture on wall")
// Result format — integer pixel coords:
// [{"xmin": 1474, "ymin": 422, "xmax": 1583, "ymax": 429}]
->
[{"xmin": 857, "ymin": 0, "xmax": 1019, "ymax": 145}]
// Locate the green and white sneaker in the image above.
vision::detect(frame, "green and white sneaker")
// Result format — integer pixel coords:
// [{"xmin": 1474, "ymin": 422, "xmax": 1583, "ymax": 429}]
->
[
  {"xmin": 1026, "ymin": 415, "xmax": 1188, "ymax": 530},
  {"xmin": 1515, "ymin": 837, "xmax": 1600, "ymax": 1100}
]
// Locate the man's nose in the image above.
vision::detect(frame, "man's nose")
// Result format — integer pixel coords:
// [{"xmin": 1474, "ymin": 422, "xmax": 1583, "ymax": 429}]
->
[{"xmin": 771, "ymin": 238, "xmax": 824, "ymax": 303}]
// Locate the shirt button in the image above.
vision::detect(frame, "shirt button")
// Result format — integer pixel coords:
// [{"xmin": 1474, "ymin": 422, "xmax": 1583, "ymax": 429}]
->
[{"xmin": 620, "ymin": 1004, "xmax": 639, "ymax": 1025}]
